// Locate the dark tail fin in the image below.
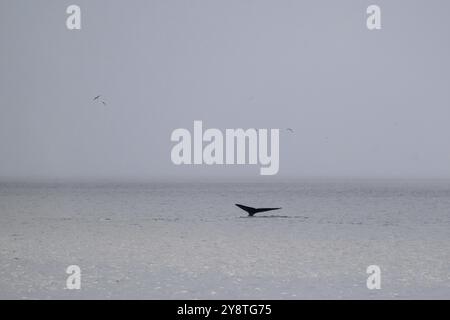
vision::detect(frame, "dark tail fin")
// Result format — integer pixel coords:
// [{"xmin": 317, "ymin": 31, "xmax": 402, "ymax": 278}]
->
[
  {"xmin": 235, "ymin": 204, "xmax": 258, "ymax": 216},
  {"xmin": 235, "ymin": 204, "xmax": 281, "ymax": 216}
]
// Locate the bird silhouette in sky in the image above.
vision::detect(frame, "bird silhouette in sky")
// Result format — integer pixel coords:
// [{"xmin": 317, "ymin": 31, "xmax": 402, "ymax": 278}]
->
[{"xmin": 93, "ymin": 95, "xmax": 107, "ymax": 106}]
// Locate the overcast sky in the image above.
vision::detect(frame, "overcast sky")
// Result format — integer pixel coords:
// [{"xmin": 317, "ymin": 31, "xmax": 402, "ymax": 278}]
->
[{"xmin": 1, "ymin": 0, "xmax": 450, "ymax": 181}]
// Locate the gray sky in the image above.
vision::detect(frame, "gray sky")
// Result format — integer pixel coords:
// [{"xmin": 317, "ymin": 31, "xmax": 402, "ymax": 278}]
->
[{"xmin": 1, "ymin": 0, "xmax": 450, "ymax": 181}]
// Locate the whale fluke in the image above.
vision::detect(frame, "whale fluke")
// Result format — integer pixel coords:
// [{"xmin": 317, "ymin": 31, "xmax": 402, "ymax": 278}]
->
[{"xmin": 235, "ymin": 204, "xmax": 282, "ymax": 216}]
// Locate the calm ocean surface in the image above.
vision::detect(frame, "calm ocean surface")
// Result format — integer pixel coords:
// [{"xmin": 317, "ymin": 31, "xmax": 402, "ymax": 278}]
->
[{"xmin": 0, "ymin": 179, "xmax": 449, "ymax": 299}]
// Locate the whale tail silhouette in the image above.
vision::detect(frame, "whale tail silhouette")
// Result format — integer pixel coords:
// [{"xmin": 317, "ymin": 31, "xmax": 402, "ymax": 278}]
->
[{"xmin": 235, "ymin": 204, "xmax": 282, "ymax": 216}]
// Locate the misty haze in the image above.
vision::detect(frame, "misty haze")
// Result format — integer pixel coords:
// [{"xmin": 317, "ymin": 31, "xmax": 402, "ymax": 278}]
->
[{"xmin": 0, "ymin": 1, "xmax": 449, "ymax": 300}]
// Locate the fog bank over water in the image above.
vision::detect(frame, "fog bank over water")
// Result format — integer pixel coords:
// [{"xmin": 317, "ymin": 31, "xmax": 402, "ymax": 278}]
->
[{"xmin": 1, "ymin": 1, "xmax": 450, "ymax": 181}]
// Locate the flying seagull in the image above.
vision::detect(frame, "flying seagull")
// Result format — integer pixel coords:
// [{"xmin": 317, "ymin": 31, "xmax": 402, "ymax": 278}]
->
[
  {"xmin": 93, "ymin": 95, "xmax": 107, "ymax": 106},
  {"xmin": 235, "ymin": 204, "xmax": 282, "ymax": 217}
]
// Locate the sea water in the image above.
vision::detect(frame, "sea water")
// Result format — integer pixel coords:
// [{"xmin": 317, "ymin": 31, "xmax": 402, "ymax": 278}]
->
[{"xmin": 0, "ymin": 179, "xmax": 449, "ymax": 299}]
